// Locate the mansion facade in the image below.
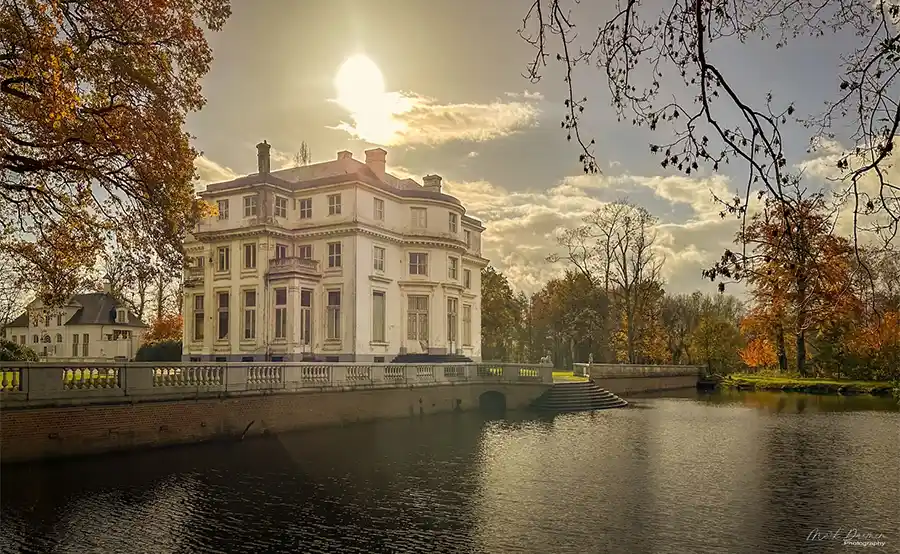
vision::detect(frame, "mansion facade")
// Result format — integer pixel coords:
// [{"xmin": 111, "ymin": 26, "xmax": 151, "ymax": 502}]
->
[{"xmin": 182, "ymin": 142, "xmax": 487, "ymax": 362}]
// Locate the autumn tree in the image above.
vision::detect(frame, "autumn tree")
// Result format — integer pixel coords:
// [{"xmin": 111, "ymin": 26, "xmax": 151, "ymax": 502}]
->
[
  {"xmin": 520, "ymin": 0, "xmax": 900, "ymax": 258},
  {"xmin": 531, "ymin": 271, "xmax": 611, "ymax": 367},
  {"xmin": 731, "ymin": 188, "xmax": 862, "ymax": 376},
  {"xmin": 143, "ymin": 313, "xmax": 183, "ymax": 345},
  {"xmin": 551, "ymin": 200, "xmax": 665, "ymax": 363},
  {"xmin": 1, "ymin": 0, "xmax": 231, "ymax": 306}
]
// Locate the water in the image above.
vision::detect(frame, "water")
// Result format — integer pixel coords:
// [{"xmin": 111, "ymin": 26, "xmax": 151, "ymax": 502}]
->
[{"xmin": 2, "ymin": 390, "xmax": 898, "ymax": 554}]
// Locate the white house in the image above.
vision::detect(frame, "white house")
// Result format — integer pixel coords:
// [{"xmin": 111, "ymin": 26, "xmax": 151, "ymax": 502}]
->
[
  {"xmin": 181, "ymin": 142, "xmax": 488, "ymax": 362},
  {"xmin": 1, "ymin": 292, "xmax": 147, "ymax": 361}
]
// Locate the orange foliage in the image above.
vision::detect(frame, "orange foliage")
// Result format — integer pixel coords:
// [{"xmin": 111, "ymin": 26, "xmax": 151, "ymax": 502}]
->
[
  {"xmin": 143, "ymin": 313, "xmax": 183, "ymax": 345},
  {"xmin": 740, "ymin": 338, "xmax": 778, "ymax": 369},
  {"xmin": 1, "ymin": 0, "xmax": 232, "ymax": 304},
  {"xmin": 848, "ymin": 311, "xmax": 900, "ymax": 363}
]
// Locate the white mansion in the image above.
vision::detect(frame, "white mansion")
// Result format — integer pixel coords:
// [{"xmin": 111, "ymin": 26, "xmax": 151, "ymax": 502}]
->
[{"xmin": 182, "ymin": 142, "xmax": 487, "ymax": 362}]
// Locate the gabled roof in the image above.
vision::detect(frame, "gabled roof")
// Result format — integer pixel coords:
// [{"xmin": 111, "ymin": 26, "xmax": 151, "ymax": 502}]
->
[{"xmin": 2, "ymin": 292, "xmax": 148, "ymax": 329}]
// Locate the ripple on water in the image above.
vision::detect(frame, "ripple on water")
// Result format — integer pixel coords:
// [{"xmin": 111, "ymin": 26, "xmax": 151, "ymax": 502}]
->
[{"xmin": 2, "ymin": 392, "xmax": 898, "ymax": 554}]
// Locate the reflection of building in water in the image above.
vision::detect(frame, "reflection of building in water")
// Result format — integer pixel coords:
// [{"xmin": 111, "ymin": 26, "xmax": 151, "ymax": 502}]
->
[{"xmin": 182, "ymin": 143, "xmax": 488, "ymax": 362}]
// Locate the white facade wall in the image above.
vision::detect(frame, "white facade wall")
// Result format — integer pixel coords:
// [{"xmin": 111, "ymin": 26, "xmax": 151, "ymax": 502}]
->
[
  {"xmin": 4, "ymin": 320, "xmax": 144, "ymax": 361},
  {"xmin": 183, "ymin": 177, "xmax": 486, "ymax": 362}
]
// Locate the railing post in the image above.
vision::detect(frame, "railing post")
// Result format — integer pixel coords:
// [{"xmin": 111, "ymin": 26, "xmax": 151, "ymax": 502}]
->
[{"xmin": 225, "ymin": 363, "xmax": 247, "ymax": 392}]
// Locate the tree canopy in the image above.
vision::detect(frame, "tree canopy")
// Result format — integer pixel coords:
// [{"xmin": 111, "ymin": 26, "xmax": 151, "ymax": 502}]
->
[
  {"xmin": 520, "ymin": 0, "xmax": 900, "ymax": 272},
  {"xmin": 1, "ymin": 0, "xmax": 231, "ymax": 305}
]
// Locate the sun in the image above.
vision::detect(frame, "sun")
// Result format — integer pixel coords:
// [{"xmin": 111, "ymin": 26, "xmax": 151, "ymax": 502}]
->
[
  {"xmin": 335, "ymin": 54, "xmax": 386, "ymax": 112},
  {"xmin": 333, "ymin": 54, "xmax": 408, "ymax": 145}
]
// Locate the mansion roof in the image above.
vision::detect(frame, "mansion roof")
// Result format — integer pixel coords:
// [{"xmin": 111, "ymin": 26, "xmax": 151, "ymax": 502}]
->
[{"xmin": 5, "ymin": 293, "xmax": 148, "ymax": 329}]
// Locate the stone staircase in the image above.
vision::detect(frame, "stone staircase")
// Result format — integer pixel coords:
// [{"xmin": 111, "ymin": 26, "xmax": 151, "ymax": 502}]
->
[{"xmin": 532, "ymin": 380, "xmax": 629, "ymax": 412}]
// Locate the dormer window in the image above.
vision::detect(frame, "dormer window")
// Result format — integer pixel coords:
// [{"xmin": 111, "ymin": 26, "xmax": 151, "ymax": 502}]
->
[{"xmin": 117, "ymin": 309, "xmax": 127, "ymax": 324}]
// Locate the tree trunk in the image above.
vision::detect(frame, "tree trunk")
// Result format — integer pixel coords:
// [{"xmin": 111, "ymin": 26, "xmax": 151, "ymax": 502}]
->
[
  {"xmin": 775, "ymin": 323, "xmax": 788, "ymax": 372},
  {"xmin": 796, "ymin": 330, "xmax": 807, "ymax": 377}
]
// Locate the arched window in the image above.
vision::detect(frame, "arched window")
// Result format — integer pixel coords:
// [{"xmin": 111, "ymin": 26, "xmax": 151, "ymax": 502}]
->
[{"xmin": 56, "ymin": 333, "xmax": 63, "ymax": 343}]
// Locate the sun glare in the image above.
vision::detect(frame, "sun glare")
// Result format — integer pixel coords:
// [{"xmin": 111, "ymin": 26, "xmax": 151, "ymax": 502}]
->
[
  {"xmin": 335, "ymin": 55, "xmax": 385, "ymax": 111},
  {"xmin": 334, "ymin": 54, "xmax": 407, "ymax": 145}
]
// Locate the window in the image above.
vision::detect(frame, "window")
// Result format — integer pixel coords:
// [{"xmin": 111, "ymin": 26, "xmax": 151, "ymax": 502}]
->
[
  {"xmin": 297, "ymin": 244, "xmax": 312, "ymax": 260},
  {"xmin": 372, "ymin": 291, "xmax": 386, "ymax": 342},
  {"xmin": 407, "ymin": 296, "xmax": 429, "ymax": 341},
  {"xmin": 328, "ymin": 194, "xmax": 341, "ymax": 215},
  {"xmin": 32, "ymin": 335, "xmax": 37, "ymax": 343},
  {"xmin": 328, "ymin": 242, "xmax": 342, "ymax": 268},
  {"xmin": 449, "ymin": 213, "xmax": 458, "ymax": 233},
  {"xmin": 275, "ymin": 243, "xmax": 288, "ymax": 260},
  {"xmin": 117, "ymin": 309, "xmax": 127, "ymax": 323},
  {"xmin": 243, "ymin": 195, "xmax": 258, "ymax": 217},
  {"xmin": 274, "ymin": 288, "xmax": 287, "ymax": 340},
  {"xmin": 243, "ymin": 243, "xmax": 256, "ymax": 269},
  {"xmin": 447, "ymin": 298, "xmax": 458, "ymax": 344},
  {"xmin": 464, "ymin": 269, "xmax": 472, "ymax": 289},
  {"xmin": 374, "ymin": 198, "xmax": 384, "ymax": 220},
  {"xmin": 55, "ymin": 333, "xmax": 62, "ymax": 343},
  {"xmin": 464, "ymin": 230, "xmax": 471, "ymax": 248},
  {"xmin": 19, "ymin": 335, "xmax": 24, "ymax": 345},
  {"xmin": 463, "ymin": 305, "xmax": 472, "ymax": 345},
  {"xmin": 44, "ymin": 315, "xmax": 50, "ymax": 327},
  {"xmin": 373, "ymin": 246, "xmax": 385, "ymax": 272},
  {"xmin": 448, "ymin": 257, "xmax": 459, "ymax": 280},
  {"xmin": 300, "ymin": 290, "xmax": 312, "ymax": 345},
  {"xmin": 217, "ymin": 292, "xmax": 229, "ymax": 340},
  {"xmin": 217, "ymin": 199, "xmax": 229, "ymax": 220},
  {"xmin": 274, "ymin": 196, "xmax": 288, "ymax": 218},
  {"xmin": 193, "ymin": 295, "xmax": 204, "ymax": 341},
  {"xmin": 56, "ymin": 313, "xmax": 63, "ymax": 326},
  {"xmin": 72, "ymin": 333, "xmax": 78, "ymax": 357},
  {"xmin": 82, "ymin": 333, "xmax": 89, "ymax": 356},
  {"xmin": 411, "ymin": 207, "xmax": 427, "ymax": 228},
  {"xmin": 217, "ymin": 246, "xmax": 230, "ymax": 272},
  {"xmin": 299, "ymin": 198, "xmax": 312, "ymax": 219},
  {"xmin": 409, "ymin": 252, "xmax": 428, "ymax": 275},
  {"xmin": 243, "ymin": 290, "xmax": 256, "ymax": 340},
  {"xmin": 327, "ymin": 290, "xmax": 341, "ymax": 340}
]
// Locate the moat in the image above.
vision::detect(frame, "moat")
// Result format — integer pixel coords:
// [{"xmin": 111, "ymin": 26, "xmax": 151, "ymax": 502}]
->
[{"xmin": 2, "ymin": 390, "xmax": 897, "ymax": 554}]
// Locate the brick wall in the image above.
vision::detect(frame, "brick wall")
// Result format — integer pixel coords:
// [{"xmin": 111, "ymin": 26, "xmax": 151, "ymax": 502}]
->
[{"xmin": 1, "ymin": 383, "xmax": 548, "ymax": 463}]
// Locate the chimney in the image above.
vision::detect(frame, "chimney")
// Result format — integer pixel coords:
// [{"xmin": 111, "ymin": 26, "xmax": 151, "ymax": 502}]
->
[
  {"xmin": 256, "ymin": 140, "xmax": 271, "ymax": 175},
  {"xmin": 337, "ymin": 150, "xmax": 353, "ymax": 160},
  {"xmin": 364, "ymin": 148, "xmax": 387, "ymax": 176},
  {"xmin": 423, "ymin": 174, "xmax": 442, "ymax": 193}
]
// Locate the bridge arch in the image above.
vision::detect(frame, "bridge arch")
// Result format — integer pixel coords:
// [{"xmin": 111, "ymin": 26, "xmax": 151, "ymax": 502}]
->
[{"xmin": 479, "ymin": 390, "xmax": 507, "ymax": 415}]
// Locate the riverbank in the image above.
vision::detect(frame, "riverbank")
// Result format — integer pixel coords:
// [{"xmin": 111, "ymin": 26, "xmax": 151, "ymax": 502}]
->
[{"xmin": 714, "ymin": 373, "xmax": 897, "ymax": 396}]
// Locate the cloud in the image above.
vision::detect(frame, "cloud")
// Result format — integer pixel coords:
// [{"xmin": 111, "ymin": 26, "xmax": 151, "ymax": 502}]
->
[
  {"xmin": 798, "ymin": 135, "xmax": 900, "ymax": 244},
  {"xmin": 194, "ymin": 155, "xmax": 238, "ymax": 190},
  {"xmin": 331, "ymin": 90, "xmax": 541, "ymax": 146},
  {"xmin": 467, "ymin": 151, "xmax": 479, "ymax": 158},
  {"xmin": 390, "ymin": 165, "xmax": 744, "ymax": 296},
  {"xmin": 505, "ymin": 90, "xmax": 545, "ymax": 101}
]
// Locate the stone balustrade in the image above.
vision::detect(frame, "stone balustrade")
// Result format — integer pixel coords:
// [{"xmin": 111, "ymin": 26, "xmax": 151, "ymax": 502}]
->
[
  {"xmin": 573, "ymin": 363, "xmax": 704, "ymax": 378},
  {"xmin": 0, "ymin": 362, "xmax": 552, "ymax": 408}
]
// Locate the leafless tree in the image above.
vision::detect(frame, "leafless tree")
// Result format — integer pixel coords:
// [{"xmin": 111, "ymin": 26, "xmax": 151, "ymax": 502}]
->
[
  {"xmin": 0, "ymin": 251, "xmax": 29, "ymax": 325},
  {"xmin": 521, "ymin": 0, "xmax": 900, "ymax": 279},
  {"xmin": 550, "ymin": 200, "xmax": 665, "ymax": 362},
  {"xmin": 293, "ymin": 141, "xmax": 312, "ymax": 167}
]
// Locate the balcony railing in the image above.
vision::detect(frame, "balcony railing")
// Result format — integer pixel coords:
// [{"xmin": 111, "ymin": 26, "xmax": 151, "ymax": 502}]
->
[
  {"xmin": 0, "ymin": 362, "xmax": 553, "ymax": 407},
  {"xmin": 267, "ymin": 257, "xmax": 320, "ymax": 277}
]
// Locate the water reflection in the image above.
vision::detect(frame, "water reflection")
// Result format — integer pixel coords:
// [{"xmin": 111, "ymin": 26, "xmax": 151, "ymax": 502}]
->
[{"xmin": 2, "ymin": 391, "xmax": 898, "ymax": 554}]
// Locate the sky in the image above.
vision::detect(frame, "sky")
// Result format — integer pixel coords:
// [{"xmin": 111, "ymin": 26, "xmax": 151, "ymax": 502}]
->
[{"xmin": 187, "ymin": 0, "xmax": 896, "ymax": 299}]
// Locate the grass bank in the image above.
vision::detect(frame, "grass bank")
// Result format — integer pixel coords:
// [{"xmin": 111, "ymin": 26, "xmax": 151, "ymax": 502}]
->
[
  {"xmin": 719, "ymin": 373, "xmax": 896, "ymax": 396},
  {"xmin": 552, "ymin": 371, "xmax": 589, "ymax": 382}
]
